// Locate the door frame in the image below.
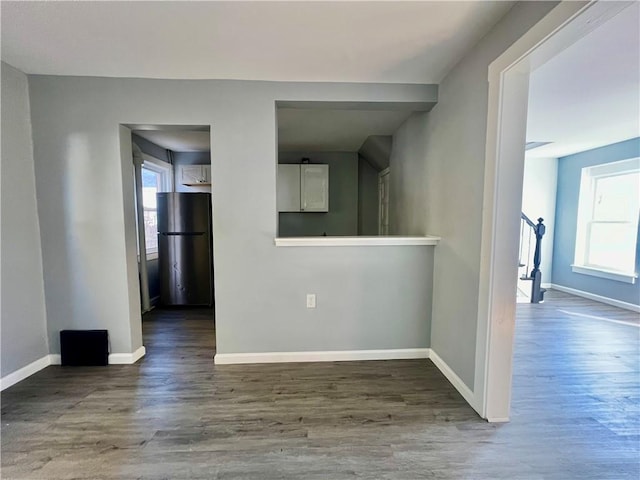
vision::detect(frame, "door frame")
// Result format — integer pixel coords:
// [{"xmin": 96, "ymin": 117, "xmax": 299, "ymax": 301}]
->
[{"xmin": 476, "ymin": 0, "xmax": 634, "ymax": 421}]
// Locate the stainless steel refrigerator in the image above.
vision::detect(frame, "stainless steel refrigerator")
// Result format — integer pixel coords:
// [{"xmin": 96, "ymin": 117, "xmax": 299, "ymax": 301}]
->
[{"xmin": 157, "ymin": 193, "xmax": 213, "ymax": 306}]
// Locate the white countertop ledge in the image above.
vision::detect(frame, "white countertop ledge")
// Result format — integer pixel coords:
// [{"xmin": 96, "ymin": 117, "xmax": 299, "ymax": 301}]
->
[{"xmin": 274, "ymin": 236, "xmax": 440, "ymax": 247}]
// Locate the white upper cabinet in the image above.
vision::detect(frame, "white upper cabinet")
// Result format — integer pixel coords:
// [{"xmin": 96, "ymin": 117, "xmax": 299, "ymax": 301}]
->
[
  {"xmin": 277, "ymin": 164, "xmax": 329, "ymax": 213},
  {"xmin": 180, "ymin": 164, "xmax": 211, "ymax": 186},
  {"xmin": 277, "ymin": 164, "xmax": 302, "ymax": 212},
  {"xmin": 300, "ymin": 164, "xmax": 329, "ymax": 212}
]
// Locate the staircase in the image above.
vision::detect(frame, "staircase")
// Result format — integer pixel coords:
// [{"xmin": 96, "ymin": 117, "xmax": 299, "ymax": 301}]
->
[{"xmin": 518, "ymin": 213, "xmax": 546, "ymax": 304}]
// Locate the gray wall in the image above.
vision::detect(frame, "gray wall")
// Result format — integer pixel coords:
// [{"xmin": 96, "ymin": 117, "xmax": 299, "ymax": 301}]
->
[
  {"xmin": 173, "ymin": 151, "xmax": 210, "ymax": 166},
  {"xmin": 358, "ymin": 157, "xmax": 379, "ymax": 235},
  {"xmin": 388, "ymin": 112, "xmax": 431, "ymax": 236},
  {"xmin": 388, "ymin": 1, "xmax": 558, "ymax": 389},
  {"xmin": 1, "ymin": 62, "xmax": 49, "ymax": 377},
  {"xmin": 553, "ymin": 138, "xmax": 640, "ymax": 305},
  {"xmin": 26, "ymin": 77, "xmax": 437, "ymax": 356},
  {"xmin": 278, "ymin": 152, "xmax": 358, "ymax": 237},
  {"xmin": 359, "ymin": 135, "xmax": 392, "ymax": 172},
  {"xmin": 131, "ymin": 133, "xmax": 170, "ymax": 163}
]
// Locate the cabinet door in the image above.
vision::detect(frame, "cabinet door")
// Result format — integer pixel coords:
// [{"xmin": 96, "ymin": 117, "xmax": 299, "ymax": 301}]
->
[
  {"xmin": 301, "ymin": 164, "xmax": 329, "ymax": 212},
  {"xmin": 180, "ymin": 165, "xmax": 205, "ymax": 185},
  {"xmin": 277, "ymin": 165, "xmax": 301, "ymax": 212},
  {"xmin": 201, "ymin": 165, "xmax": 212, "ymax": 184}
]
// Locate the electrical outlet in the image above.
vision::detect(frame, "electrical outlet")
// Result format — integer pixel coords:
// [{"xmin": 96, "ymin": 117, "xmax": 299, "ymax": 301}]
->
[{"xmin": 306, "ymin": 294, "xmax": 316, "ymax": 309}]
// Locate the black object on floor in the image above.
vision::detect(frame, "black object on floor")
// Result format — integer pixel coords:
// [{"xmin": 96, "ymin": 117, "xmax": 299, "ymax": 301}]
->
[{"xmin": 60, "ymin": 330, "xmax": 109, "ymax": 366}]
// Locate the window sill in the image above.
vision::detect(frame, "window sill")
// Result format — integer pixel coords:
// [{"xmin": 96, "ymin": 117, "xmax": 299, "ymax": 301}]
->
[
  {"xmin": 571, "ymin": 265, "xmax": 637, "ymax": 284},
  {"xmin": 274, "ymin": 235, "xmax": 440, "ymax": 247}
]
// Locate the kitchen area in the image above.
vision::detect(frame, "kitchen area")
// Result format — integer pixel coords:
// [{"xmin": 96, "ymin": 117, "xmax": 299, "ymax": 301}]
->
[
  {"xmin": 276, "ymin": 105, "xmax": 408, "ymax": 238},
  {"xmin": 132, "ymin": 126, "xmax": 214, "ymax": 312}
]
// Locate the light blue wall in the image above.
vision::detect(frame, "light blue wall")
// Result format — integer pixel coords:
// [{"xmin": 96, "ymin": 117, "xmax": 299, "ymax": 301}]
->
[{"xmin": 552, "ymin": 137, "xmax": 640, "ymax": 305}]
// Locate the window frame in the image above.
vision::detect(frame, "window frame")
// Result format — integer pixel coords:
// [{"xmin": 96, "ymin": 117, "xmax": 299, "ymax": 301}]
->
[
  {"xmin": 572, "ymin": 157, "xmax": 640, "ymax": 284},
  {"xmin": 139, "ymin": 154, "xmax": 173, "ymax": 260},
  {"xmin": 142, "ymin": 153, "xmax": 173, "ymax": 192}
]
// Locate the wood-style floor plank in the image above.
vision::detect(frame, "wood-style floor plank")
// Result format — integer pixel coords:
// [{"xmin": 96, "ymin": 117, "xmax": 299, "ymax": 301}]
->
[{"xmin": 2, "ymin": 291, "xmax": 639, "ymax": 479}]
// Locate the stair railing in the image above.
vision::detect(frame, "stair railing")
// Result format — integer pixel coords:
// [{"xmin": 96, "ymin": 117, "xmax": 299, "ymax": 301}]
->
[{"xmin": 519, "ymin": 213, "xmax": 546, "ymax": 303}]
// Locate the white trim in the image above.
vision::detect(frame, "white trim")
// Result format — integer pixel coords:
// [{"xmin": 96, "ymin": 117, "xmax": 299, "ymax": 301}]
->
[
  {"xmin": 131, "ymin": 345, "xmax": 147, "ymax": 363},
  {"xmin": 541, "ymin": 283, "xmax": 551, "ymax": 289},
  {"xmin": 0, "ymin": 355, "xmax": 52, "ymax": 391},
  {"xmin": 550, "ymin": 284, "xmax": 640, "ymax": 313},
  {"xmin": 487, "ymin": 417, "xmax": 510, "ymax": 423},
  {"xmin": 571, "ymin": 265, "xmax": 637, "ymax": 284},
  {"xmin": 109, "ymin": 346, "xmax": 147, "ymax": 364},
  {"xmin": 274, "ymin": 236, "xmax": 440, "ymax": 247},
  {"xmin": 573, "ymin": 157, "xmax": 640, "ymax": 274},
  {"xmin": 214, "ymin": 348, "xmax": 430, "ymax": 365},
  {"xmin": 428, "ymin": 349, "xmax": 479, "ymax": 416},
  {"xmin": 142, "ymin": 152, "xmax": 173, "ymax": 192},
  {"xmin": 49, "ymin": 347, "xmax": 146, "ymax": 366}
]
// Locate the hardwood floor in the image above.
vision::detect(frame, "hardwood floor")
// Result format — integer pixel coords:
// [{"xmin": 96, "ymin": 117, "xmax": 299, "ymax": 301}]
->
[{"xmin": 2, "ymin": 292, "xmax": 639, "ymax": 479}]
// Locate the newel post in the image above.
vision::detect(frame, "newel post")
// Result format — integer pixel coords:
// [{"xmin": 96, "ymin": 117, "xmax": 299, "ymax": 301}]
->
[{"xmin": 530, "ymin": 218, "xmax": 546, "ymax": 303}]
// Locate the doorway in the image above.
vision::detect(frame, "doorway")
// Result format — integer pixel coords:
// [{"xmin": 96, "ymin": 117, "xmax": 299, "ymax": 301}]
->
[
  {"xmin": 125, "ymin": 125, "xmax": 214, "ymax": 315},
  {"xmin": 122, "ymin": 124, "xmax": 216, "ymax": 362},
  {"xmin": 477, "ymin": 1, "xmax": 635, "ymax": 421}
]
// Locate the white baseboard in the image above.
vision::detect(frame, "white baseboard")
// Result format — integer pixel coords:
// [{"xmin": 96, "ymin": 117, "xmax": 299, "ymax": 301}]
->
[
  {"xmin": 0, "ymin": 355, "xmax": 52, "ymax": 391},
  {"xmin": 550, "ymin": 284, "xmax": 640, "ymax": 313},
  {"xmin": 109, "ymin": 346, "xmax": 147, "ymax": 364},
  {"xmin": 47, "ymin": 347, "xmax": 146, "ymax": 367},
  {"xmin": 214, "ymin": 348, "xmax": 431, "ymax": 365},
  {"xmin": 428, "ymin": 349, "xmax": 478, "ymax": 415},
  {"xmin": 487, "ymin": 417, "xmax": 510, "ymax": 423},
  {"xmin": 541, "ymin": 282, "xmax": 551, "ymax": 289},
  {"xmin": 132, "ymin": 346, "xmax": 146, "ymax": 363}
]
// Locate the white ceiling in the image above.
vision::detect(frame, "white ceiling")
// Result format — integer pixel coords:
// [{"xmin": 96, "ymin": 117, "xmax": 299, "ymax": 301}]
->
[
  {"xmin": 134, "ymin": 130, "xmax": 210, "ymax": 152},
  {"xmin": 278, "ymin": 108, "xmax": 412, "ymax": 152},
  {"xmin": 526, "ymin": 2, "xmax": 640, "ymax": 159},
  {"xmin": 1, "ymin": 1, "xmax": 513, "ymax": 83}
]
